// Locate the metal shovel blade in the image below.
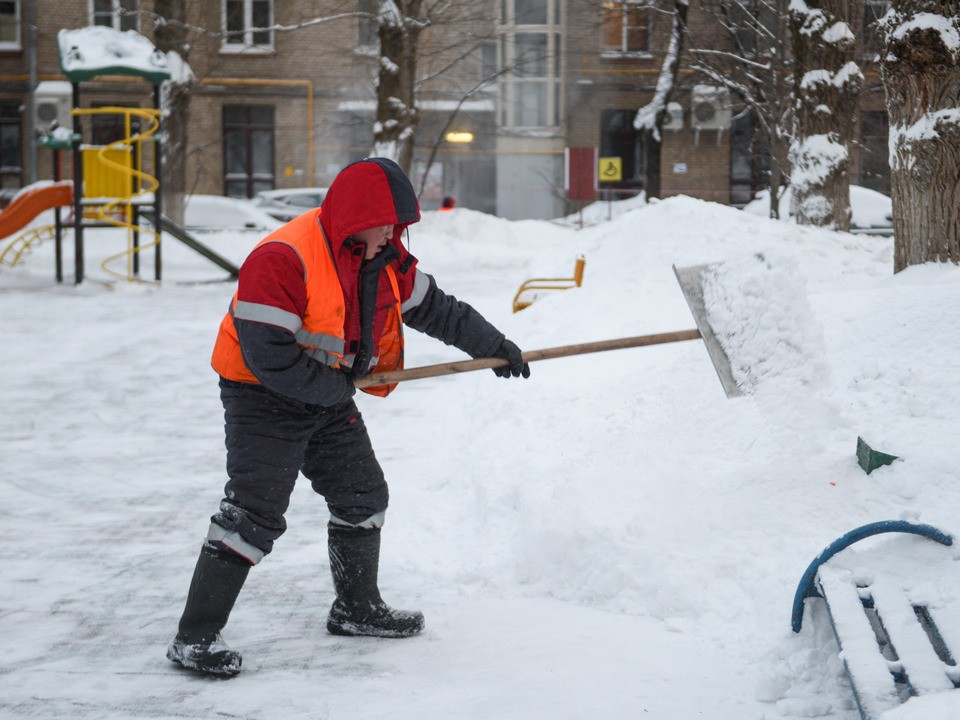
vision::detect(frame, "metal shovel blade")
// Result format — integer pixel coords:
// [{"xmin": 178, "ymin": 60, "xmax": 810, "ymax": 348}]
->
[{"xmin": 673, "ymin": 263, "xmax": 743, "ymax": 398}]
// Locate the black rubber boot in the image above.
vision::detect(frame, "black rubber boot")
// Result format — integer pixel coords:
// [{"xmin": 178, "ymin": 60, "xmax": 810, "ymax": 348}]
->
[
  {"xmin": 326, "ymin": 523, "xmax": 424, "ymax": 638},
  {"xmin": 167, "ymin": 544, "xmax": 251, "ymax": 676}
]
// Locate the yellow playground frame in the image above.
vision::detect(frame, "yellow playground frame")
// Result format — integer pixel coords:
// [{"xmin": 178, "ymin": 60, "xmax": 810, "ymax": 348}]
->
[{"xmin": 74, "ymin": 106, "xmax": 162, "ymax": 282}]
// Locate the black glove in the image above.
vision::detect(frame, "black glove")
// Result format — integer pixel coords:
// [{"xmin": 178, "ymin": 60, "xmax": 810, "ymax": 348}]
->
[
  {"xmin": 320, "ymin": 367, "xmax": 356, "ymax": 406},
  {"xmin": 492, "ymin": 339, "xmax": 530, "ymax": 379}
]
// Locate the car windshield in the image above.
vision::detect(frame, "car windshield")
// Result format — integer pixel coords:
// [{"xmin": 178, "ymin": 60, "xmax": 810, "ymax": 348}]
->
[{"xmin": 287, "ymin": 194, "xmax": 322, "ymax": 207}]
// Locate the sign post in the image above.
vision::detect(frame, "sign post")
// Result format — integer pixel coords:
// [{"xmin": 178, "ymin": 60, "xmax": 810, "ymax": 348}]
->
[{"xmin": 598, "ymin": 157, "xmax": 622, "ymax": 219}]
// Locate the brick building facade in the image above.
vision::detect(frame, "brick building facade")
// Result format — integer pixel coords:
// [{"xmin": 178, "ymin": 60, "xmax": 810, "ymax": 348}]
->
[{"xmin": 0, "ymin": 1, "xmax": 890, "ymax": 220}]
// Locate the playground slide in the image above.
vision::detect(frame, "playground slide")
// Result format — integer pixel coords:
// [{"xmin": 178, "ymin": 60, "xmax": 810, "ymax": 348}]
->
[
  {"xmin": 0, "ymin": 182, "xmax": 74, "ymax": 241},
  {"xmin": 138, "ymin": 209, "xmax": 240, "ymax": 277}
]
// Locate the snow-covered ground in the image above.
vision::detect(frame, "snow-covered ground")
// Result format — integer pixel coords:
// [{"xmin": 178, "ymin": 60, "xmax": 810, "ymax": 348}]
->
[{"xmin": 1, "ymin": 195, "xmax": 958, "ymax": 719}]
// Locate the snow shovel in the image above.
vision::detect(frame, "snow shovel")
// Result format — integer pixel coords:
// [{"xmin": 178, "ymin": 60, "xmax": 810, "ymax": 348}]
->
[
  {"xmin": 356, "ymin": 265, "xmax": 740, "ymax": 395},
  {"xmin": 672, "ymin": 264, "xmax": 743, "ymax": 398},
  {"xmin": 354, "ymin": 329, "xmax": 703, "ymax": 389}
]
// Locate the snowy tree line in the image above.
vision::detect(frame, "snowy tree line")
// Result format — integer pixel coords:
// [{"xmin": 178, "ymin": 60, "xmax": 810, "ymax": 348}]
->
[
  {"xmin": 646, "ymin": 0, "xmax": 958, "ymax": 271},
  {"xmin": 143, "ymin": 1, "xmax": 957, "ymax": 272}
]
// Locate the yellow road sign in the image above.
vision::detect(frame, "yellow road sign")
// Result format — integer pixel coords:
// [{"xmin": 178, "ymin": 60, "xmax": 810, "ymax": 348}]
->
[{"xmin": 599, "ymin": 157, "xmax": 622, "ymax": 182}]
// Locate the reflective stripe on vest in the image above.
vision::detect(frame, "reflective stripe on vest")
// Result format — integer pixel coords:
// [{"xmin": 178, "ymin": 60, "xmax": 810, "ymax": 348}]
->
[
  {"xmin": 401, "ymin": 268, "xmax": 430, "ymax": 313},
  {"xmin": 211, "ymin": 208, "xmax": 347, "ymax": 383},
  {"xmin": 229, "ymin": 299, "xmax": 344, "ymax": 367}
]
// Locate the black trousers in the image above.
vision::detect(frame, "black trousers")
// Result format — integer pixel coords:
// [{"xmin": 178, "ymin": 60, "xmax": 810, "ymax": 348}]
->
[{"xmin": 211, "ymin": 379, "xmax": 389, "ymax": 559}]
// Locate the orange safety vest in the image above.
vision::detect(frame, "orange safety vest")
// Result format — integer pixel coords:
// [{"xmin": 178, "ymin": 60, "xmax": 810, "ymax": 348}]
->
[{"xmin": 211, "ymin": 209, "xmax": 403, "ymax": 398}]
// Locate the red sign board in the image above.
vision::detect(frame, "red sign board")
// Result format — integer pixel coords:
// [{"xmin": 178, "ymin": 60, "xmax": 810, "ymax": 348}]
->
[{"xmin": 565, "ymin": 147, "xmax": 597, "ymax": 202}]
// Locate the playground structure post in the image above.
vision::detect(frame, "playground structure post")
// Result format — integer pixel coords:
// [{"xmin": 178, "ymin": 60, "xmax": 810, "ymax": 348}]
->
[
  {"xmin": 71, "ymin": 81, "xmax": 84, "ymax": 285},
  {"xmin": 53, "ymin": 149, "xmax": 63, "ymax": 283},
  {"xmin": 153, "ymin": 84, "xmax": 162, "ymax": 282}
]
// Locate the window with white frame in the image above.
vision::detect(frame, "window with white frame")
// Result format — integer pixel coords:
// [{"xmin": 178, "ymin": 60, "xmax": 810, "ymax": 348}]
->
[
  {"xmin": 0, "ymin": 0, "xmax": 20, "ymax": 49},
  {"xmin": 600, "ymin": 0, "xmax": 651, "ymax": 56},
  {"xmin": 223, "ymin": 0, "xmax": 274, "ymax": 53},
  {"xmin": 498, "ymin": 0, "xmax": 563, "ymax": 129},
  {"xmin": 91, "ymin": 0, "xmax": 139, "ymax": 32}
]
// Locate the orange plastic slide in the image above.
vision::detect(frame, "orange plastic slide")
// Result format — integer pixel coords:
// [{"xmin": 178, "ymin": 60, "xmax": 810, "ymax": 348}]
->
[{"xmin": 0, "ymin": 181, "xmax": 73, "ymax": 241}]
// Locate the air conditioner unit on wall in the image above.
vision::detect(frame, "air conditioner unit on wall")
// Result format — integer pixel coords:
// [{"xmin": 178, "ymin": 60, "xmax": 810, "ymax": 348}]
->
[
  {"xmin": 691, "ymin": 84, "xmax": 731, "ymax": 131},
  {"xmin": 34, "ymin": 81, "xmax": 74, "ymax": 134},
  {"xmin": 663, "ymin": 102, "xmax": 684, "ymax": 131}
]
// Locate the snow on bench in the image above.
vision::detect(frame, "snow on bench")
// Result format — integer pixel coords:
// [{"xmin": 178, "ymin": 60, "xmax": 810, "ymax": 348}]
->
[{"xmin": 792, "ymin": 521, "xmax": 958, "ymax": 720}]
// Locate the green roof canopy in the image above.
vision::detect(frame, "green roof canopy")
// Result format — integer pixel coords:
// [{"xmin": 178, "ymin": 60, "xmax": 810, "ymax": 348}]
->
[{"xmin": 57, "ymin": 27, "xmax": 171, "ymax": 86}]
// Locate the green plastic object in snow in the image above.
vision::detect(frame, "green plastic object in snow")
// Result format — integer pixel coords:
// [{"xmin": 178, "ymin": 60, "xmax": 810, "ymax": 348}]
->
[{"xmin": 856, "ymin": 436, "xmax": 898, "ymax": 475}]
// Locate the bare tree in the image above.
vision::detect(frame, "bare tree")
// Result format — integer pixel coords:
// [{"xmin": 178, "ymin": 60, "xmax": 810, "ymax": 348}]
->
[
  {"xmin": 151, "ymin": 0, "xmax": 195, "ymax": 226},
  {"xmin": 880, "ymin": 1, "xmax": 960, "ymax": 271},
  {"xmin": 688, "ymin": 0, "xmax": 793, "ymax": 218},
  {"xmin": 633, "ymin": 0, "xmax": 689, "ymax": 200},
  {"xmin": 372, "ymin": 1, "xmax": 426, "ymax": 171},
  {"xmin": 788, "ymin": 0, "xmax": 862, "ymax": 230}
]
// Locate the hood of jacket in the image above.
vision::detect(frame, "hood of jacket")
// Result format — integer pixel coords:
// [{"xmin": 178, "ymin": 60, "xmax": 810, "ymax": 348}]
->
[
  {"xmin": 318, "ymin": 157, "xmax": 421, "ymax": 254},
  {"xmin": 316, "ymin": 157, "xmax": 421, "ymax": 376}
]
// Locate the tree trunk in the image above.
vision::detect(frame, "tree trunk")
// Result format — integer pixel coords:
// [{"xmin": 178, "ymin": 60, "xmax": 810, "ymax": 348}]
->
[
  {"xmin": 880, "ymin": 1, "xmax": 960, "ymax": 272},
  {"xmin": 788, "ymin": 0, "xmax": 862, "ymax": 230},
  {"xmin": 373, "ymin": 0, "xmax": 424, "ymax": 175},
  {"xmin": 635, "ymin": 1, "xmax": 688, "ymax": 201},
  {"xmin": 153, "ymin": 0, "xmax": 194, "ymax": 227}
]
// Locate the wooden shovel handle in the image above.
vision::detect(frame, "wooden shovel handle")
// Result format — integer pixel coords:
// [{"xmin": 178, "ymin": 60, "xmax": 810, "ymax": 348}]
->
[{"xmin": 354, "ymin": 328, "xmax": 702, "ymax": 388}]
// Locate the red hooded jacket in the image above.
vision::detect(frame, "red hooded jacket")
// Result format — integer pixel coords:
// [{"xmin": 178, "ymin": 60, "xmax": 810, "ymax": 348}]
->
[{"xmin": 211, "ymin": 157, "xmax": 505, "ymax": 407}]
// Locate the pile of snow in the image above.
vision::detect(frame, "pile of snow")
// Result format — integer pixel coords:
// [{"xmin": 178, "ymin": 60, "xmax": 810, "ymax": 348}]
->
[
  {"xmin": 2, "ymin": 195, "xmax": 959, "ymax": 720},
  {"xmin": 554, "ymin": 191, "xmax": 648, "ymax": 227}
]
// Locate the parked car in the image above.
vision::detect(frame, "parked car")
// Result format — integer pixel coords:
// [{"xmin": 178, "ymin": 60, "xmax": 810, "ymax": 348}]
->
[
  {"xmin": 742, "ymin": 186, "xmax": 893, "ymax": 235},
  {"xmin": 252, "ymin": 187, "xmax": 328, "ymax": 221},
  {"xmin": 184, "ymin": 195, "xmax": 283, "ymax": 232}
]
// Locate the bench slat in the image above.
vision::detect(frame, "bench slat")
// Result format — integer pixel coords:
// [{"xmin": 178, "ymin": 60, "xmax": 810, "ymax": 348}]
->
[
  {"xmin": 818, "ymin": 567, "xmax": 900, "ymax": 719},
  {"xmin": 870, "ymin": 578, "xmax": 956, "ymax": 695}
]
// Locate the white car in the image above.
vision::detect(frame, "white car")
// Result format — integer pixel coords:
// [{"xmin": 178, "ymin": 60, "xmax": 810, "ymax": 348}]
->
[
  {"xmin": 184, "ymin": 194, "xmax": 284, "ymax": 231},
  {"xmin": 253, "ymin": 188, "xmax": 328, "ymax": 221}
]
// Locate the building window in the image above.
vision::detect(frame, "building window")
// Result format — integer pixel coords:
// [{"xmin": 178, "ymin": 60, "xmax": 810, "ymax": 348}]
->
[
  {"xmin": 516, "ymin": 0, "xmax": 547, "ymax": 24},
  {"xmin": 480, "ymin": 39, "xmax": 497, "ymax": 84},
  {"xmin": 859, "ymin": 111, "xmax": 890, "ymax": 194},
  {"xmin": 600, "ymin": 110, "xmax": 644, "ymax": 193},
  {"xmin": 0, "ymin": 0, "xmax": 20, "ymax": 49},
  {"xmin": 0, "ymin": 102, "xmax": 22, "ymax": 192},
  {"xmin": 91, "ymin": 104, "xmax": 140, "ymax": 146},
  {"xmin": 861, "ymin": 0, "xmax": 891, "ymax": 60},
  {"xmin": 357, "ymin": 0, "xmax": 378, "ymax": 53},
  {"xmin": 223, "ymin": 105, "xmax": 275, "ymax": 198},
  {"xmin": 222, "ymin": 0, "xmax": 273, "ymax": 53},
  {"xmin": 91, "ymin": 0, "xmax": 139, "ymax": 32},
  {"xmin": 729, "ymin": 113, "xmax": 770, "ymax": 206},
  {"xmin": 498, "ymin": 0, "xmax": 562, "ymax": 129},
  {"xmin": 727, "ymin": 0, "xmax": 778, "ymax": 58},
  {"xmin": 601, "ymin": 0, "xmax": 650, "ymax": 55}
]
